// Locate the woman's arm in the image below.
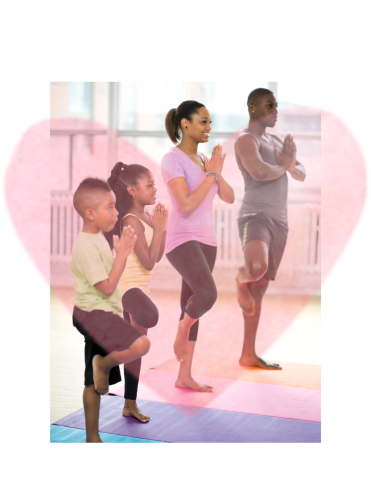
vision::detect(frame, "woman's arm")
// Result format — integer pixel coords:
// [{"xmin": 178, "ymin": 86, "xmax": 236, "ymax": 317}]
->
[
  {"xmin": 121, "ymin": 206, "xmax": 166, "ymax": 271},
  {"xmin": 167, "ymin": 175, "xmax": 216, "ymax": 215},
  {"xmin": 216, "ymin": 175, "xmax": 235, "ymax": 203},
  {"xmin": 167, "ymin": 144, "xmax": 226, "ymax": 215}
]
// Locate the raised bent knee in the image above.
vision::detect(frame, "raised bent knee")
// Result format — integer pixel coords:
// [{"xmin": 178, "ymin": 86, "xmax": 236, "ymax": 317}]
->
[
  {"xmin": 133, "ymin": 335, "xmax": 150, "ymax": 356},
  {"xmin": 147, "ymin": 309, "xmax": 159, "ymax": 329},
  {"xmin": 245, "ymin": 262, "xmax": 268, "ymax": 282},
  {"xmin": 203, "ymin": 284, "xmax": 218, "ymax": 312}
]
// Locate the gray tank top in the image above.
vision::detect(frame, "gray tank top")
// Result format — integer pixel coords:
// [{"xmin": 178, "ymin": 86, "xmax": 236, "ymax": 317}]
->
[{"xmin": 238, "ymin": 129, "xmax": 288, "ymax": 224}]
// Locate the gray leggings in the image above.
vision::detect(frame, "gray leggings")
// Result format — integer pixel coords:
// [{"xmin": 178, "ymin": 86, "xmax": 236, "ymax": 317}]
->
[{"xmin": 166, "ymin": 241, "xmax": 217, "ymax": 341}]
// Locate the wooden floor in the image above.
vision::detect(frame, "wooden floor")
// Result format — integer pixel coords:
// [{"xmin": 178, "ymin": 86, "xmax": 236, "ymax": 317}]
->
[{"xmin": 50, "ymin": 288, "xmax": 321, "ymax": 425}]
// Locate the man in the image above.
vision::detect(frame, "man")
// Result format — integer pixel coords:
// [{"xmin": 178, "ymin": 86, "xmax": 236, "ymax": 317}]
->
[{"xmin": 235, "ymin": 88, "xmax": 306, "ymax": 369}]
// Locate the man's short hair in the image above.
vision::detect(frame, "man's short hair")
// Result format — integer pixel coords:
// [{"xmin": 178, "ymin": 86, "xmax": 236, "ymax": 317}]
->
[
  {"xmin": 247, "ymin": 88, "xmax": 274, "ymax": 106},
  {"xmin": 73, "ymin": 177, "xmax": 112, "ymax": 217}
]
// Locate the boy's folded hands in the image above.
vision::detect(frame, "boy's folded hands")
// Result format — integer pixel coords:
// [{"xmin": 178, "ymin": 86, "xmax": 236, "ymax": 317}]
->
[{"xmin": 113, "ymin": 226, "xmax": 137, "ymax": 258}]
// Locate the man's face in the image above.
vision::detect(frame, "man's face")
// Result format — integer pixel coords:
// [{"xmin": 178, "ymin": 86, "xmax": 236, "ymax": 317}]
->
[{"xmin": 251, "ymin": 93, "xmax": 278, "ymax": 127}]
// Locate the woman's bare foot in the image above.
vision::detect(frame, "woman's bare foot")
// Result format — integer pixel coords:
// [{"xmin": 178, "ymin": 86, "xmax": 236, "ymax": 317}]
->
[
  {"xmin": 236, "ymin": 276, "xmax": 255, "ymax": 316},
  {"xmin": 122, "ymin": 399, "xmax": 150, "ymax": 423},
  {"xmin": 239, "ymin": 355, "xmax": 282, "ymax": 370},
  {"xmin": 175, "ymin": 376, "xmax": 213, "ymax": 392},
  {"xmin": 92, "ymin": 355, "xmax": 110, "ymax": 395},
  {"xmin": 173, "ymin": 320, "xmax": 190, "ymax": 362}
]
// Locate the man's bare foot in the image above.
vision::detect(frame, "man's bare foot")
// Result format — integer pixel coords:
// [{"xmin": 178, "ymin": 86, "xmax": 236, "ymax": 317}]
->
[
  {"xmin": 173, "ymin": 320, "xmax": 190, "ymax": 362},
  {"xmin": 236, "ymin": 276, "xmax": 255, "ymax": 316},
  {"xmin": 122, "ymin": 399, "xmax": 150, "ymax": 423},
  {"xmin": 239, "ymin": 355, "xmax": 282, "ymax": 370},
  {"xmin": 92, "ymin": 355, "xmax": 110, "ymax": 395},
  {"xmin": 175, "ymin": 376, "xmax": 213, "ymax": 392}
]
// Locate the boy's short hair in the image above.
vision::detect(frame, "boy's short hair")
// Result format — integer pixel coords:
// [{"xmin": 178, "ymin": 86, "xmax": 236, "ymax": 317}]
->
[{"xmin": 73, "ymin": 177, "xmax": 112, "ymax": 217}]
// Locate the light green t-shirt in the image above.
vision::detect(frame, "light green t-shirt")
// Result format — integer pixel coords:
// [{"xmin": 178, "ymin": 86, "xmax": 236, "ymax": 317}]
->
[{"xmin": 70, "ymin": 231, "xmax": 123, "ymax": 317}]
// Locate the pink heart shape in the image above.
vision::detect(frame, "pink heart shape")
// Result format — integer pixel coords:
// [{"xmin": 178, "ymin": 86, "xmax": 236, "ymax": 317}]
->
[
  {"xmin": 5, "ymin": 112, "xmax": 366, "ymax": 361},
  {"xmin": 1, "ymin": 117, "xmax": 50, "ymax": 290},
  {"xmin": 321, "ymin": 107, "xmax": 370, "ymax": 290}
]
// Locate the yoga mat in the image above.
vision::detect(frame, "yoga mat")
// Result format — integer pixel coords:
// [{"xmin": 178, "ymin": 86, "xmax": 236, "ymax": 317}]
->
[
  {"xmin": 54, "ymin": 395, "xmax": 321, "ymax": 443},
  {"xmin": 152, "ymin": 351, "xmax": 321, "ymax": 390},
  {"xmin": 111, "ymin": 370, "xmax": 321, "ymax": 422},
  {"xmin": 50, "ymin": 424, "xmax": 165, "ymax": 443}
]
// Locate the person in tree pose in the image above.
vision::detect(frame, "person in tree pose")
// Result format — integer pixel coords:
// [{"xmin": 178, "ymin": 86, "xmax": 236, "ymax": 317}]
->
[
  {"xmin": 104, "ymin": 162, "xmax": 167, "ymax": 423},
  {"xmin": 235, "ymin": 88, "xmax": 306, "ymax": 370},
  {"xmin": 162, "ymin": 100, "xmax": 235, "ymax": 391},
  {"xmin": 71, "ymin": 177, "xmax": 150, "ymax": 442}
]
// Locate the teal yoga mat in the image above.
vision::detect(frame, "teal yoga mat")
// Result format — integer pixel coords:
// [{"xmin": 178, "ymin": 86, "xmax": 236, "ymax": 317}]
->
[{"xmin": 50, "ymin": 424, "xmax": 165, "ymax": 443}]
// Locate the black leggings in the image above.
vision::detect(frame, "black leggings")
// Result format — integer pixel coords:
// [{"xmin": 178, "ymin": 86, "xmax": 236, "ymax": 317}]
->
[
  {"xmin": 122, "ymin": 288, "xmax": 158, "ymax": 400},
  {"xmin": 166, "ymin": 241, "xmax": 217, "ymax": 341}
]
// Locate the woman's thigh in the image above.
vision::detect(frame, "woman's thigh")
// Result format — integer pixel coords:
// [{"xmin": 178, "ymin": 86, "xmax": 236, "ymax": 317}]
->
[{"xmin": 167, "ymin": 241, "xmax": 217, "ymax": 291}]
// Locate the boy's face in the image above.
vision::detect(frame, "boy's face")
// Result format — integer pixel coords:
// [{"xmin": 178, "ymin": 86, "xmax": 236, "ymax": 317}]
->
[{"xmin": 86, "ymin": 191, "xmax": 119, "ymax": 232}]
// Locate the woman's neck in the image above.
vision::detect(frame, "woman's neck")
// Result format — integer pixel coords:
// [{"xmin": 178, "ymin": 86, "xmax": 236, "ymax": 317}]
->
[{"xmin": 178, "ymin": 138, "xmax": 198, "ymax": 155}]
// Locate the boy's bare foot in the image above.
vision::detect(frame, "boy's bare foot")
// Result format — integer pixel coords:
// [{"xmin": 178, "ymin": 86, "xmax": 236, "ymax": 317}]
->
[
  {"xmin": 122, "ymin": 399, "xmax": 150, "ymax": 423},
  {"xmin": 173, "ymin": 320, "xmax": 190, "ymax": 362},
  {"xmin": 86, "ymin": 434, "xmax": 103, "ymax": 443},
  {"xmin": 92, "ymin": 355, "xmax": 110, "ymax": 395},
  {"xmin": 239, "ymin": 355, "xmax": 282, "ymax": 370},
  {"xmin": 236, "ymin": 276, "xmax": 255, "ymax": 316},
  {"xmin": 175, "ymin": 376, "xmax": 213, "ymax": 392}
]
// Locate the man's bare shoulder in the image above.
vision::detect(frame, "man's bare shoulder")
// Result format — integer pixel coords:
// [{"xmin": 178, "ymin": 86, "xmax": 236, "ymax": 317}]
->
[{"xmin": 235, "ymin": 131, "xmax": 260, "ymax": 151}]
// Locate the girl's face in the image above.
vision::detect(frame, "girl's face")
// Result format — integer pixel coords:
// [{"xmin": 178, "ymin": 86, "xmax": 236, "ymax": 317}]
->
[{"xmin": 132, "ymin": 171, "xmax": 157, "ymax": 205}]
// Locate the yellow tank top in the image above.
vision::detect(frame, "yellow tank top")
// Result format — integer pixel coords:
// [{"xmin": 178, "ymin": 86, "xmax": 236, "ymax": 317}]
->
[{"xmin": 120, "ymin": 213, "xmax": 154, "ymax": 298}]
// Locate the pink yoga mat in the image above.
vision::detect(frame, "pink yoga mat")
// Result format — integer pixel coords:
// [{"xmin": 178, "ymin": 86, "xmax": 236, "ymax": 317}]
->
[{"xmin": 111, "ymin": 370, "xmax": 321, "ymax": 422}]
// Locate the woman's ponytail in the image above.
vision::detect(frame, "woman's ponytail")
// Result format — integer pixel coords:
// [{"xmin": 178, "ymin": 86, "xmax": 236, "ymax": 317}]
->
[{"xmin": 165, "ymin": 108, "xmax": 180, "ymax": 144}]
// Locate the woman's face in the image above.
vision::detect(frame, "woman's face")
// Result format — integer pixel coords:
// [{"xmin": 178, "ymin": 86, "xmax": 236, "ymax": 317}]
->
[
  {"xmin": 131, "ymin": 171, "xmax": 157, "ymax": 206},
  {"xmin": 182, "ymin": 107, "xmax": 212, "ymax": 143}
]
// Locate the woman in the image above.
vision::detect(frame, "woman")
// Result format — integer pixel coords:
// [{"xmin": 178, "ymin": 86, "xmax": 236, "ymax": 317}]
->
[{"xmin": 162, "ymin": 100, "xmax": 235, "ymax": 392}]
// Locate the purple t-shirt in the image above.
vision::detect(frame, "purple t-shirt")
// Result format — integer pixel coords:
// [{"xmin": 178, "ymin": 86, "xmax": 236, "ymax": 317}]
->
[{"xmin": 161, "ymin": 147, "xmax": 218, "ymax": 254}]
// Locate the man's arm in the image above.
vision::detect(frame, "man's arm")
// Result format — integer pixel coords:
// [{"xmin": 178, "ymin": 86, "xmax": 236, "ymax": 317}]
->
[
  {"xmin": 289, "ymin": 160, "xmax": 306, "ymax": 181},
  {"xmin": 235, "ymin": 134, "xmax": 289, "ymax": 181}
]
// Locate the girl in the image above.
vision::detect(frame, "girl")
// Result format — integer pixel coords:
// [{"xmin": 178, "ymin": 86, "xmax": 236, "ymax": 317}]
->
[
  {"xmin": 162, "ymin": 100, "xmax": 235, "ymax": 392},
  {"xmin": 105, "ymin": 161, "xmax": 167, "ymax": 422}
]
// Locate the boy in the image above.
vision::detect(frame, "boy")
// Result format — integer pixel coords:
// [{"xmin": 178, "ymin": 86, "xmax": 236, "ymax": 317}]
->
[{"xmin": 70, "ymin": 178, "xmax": 150, "ymax": 443}]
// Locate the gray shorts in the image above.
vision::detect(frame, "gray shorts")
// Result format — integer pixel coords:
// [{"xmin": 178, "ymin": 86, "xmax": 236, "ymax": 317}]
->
[{"xmin": 237, "ymin": 212, "xmax": 288, "ymax": 280}]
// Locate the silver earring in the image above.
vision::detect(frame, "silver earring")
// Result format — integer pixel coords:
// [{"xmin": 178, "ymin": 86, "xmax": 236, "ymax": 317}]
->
[{"xmin": 252, "ymin": 110, "xmax": 255, "ymax": 113}]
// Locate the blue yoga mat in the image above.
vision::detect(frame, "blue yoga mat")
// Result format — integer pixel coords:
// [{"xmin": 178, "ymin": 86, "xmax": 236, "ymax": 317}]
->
[
  {"xmin": 54, "ymin": 396, "xmax": 321, "ymax": 443},
  {"xmin": 50, "ymin": 425, "xmax": 165, "ymax": 443}
]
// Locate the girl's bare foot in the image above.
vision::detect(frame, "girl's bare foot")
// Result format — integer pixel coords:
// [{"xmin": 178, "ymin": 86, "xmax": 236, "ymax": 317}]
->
[
  {"xmin": 175, "ymin": 376, "xmax": 213, "ymax": 392},
  {"xmin": 122, "ymin": 399, "xmax": 150, "ymax": 423},
  {"xmin": 236, "ymin": 276, "xmax": 255, "ymax": 316},
  {"xmin": 92, "ymin": 355, "xmax": 110, "ymax": 395},
  {"xmin": 173, "ymin": 320, "xmax": 190, "ymax": 362},
  {"xmin": 239, "ymin": 355, "xmax": 282, "ymax": 370}
]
